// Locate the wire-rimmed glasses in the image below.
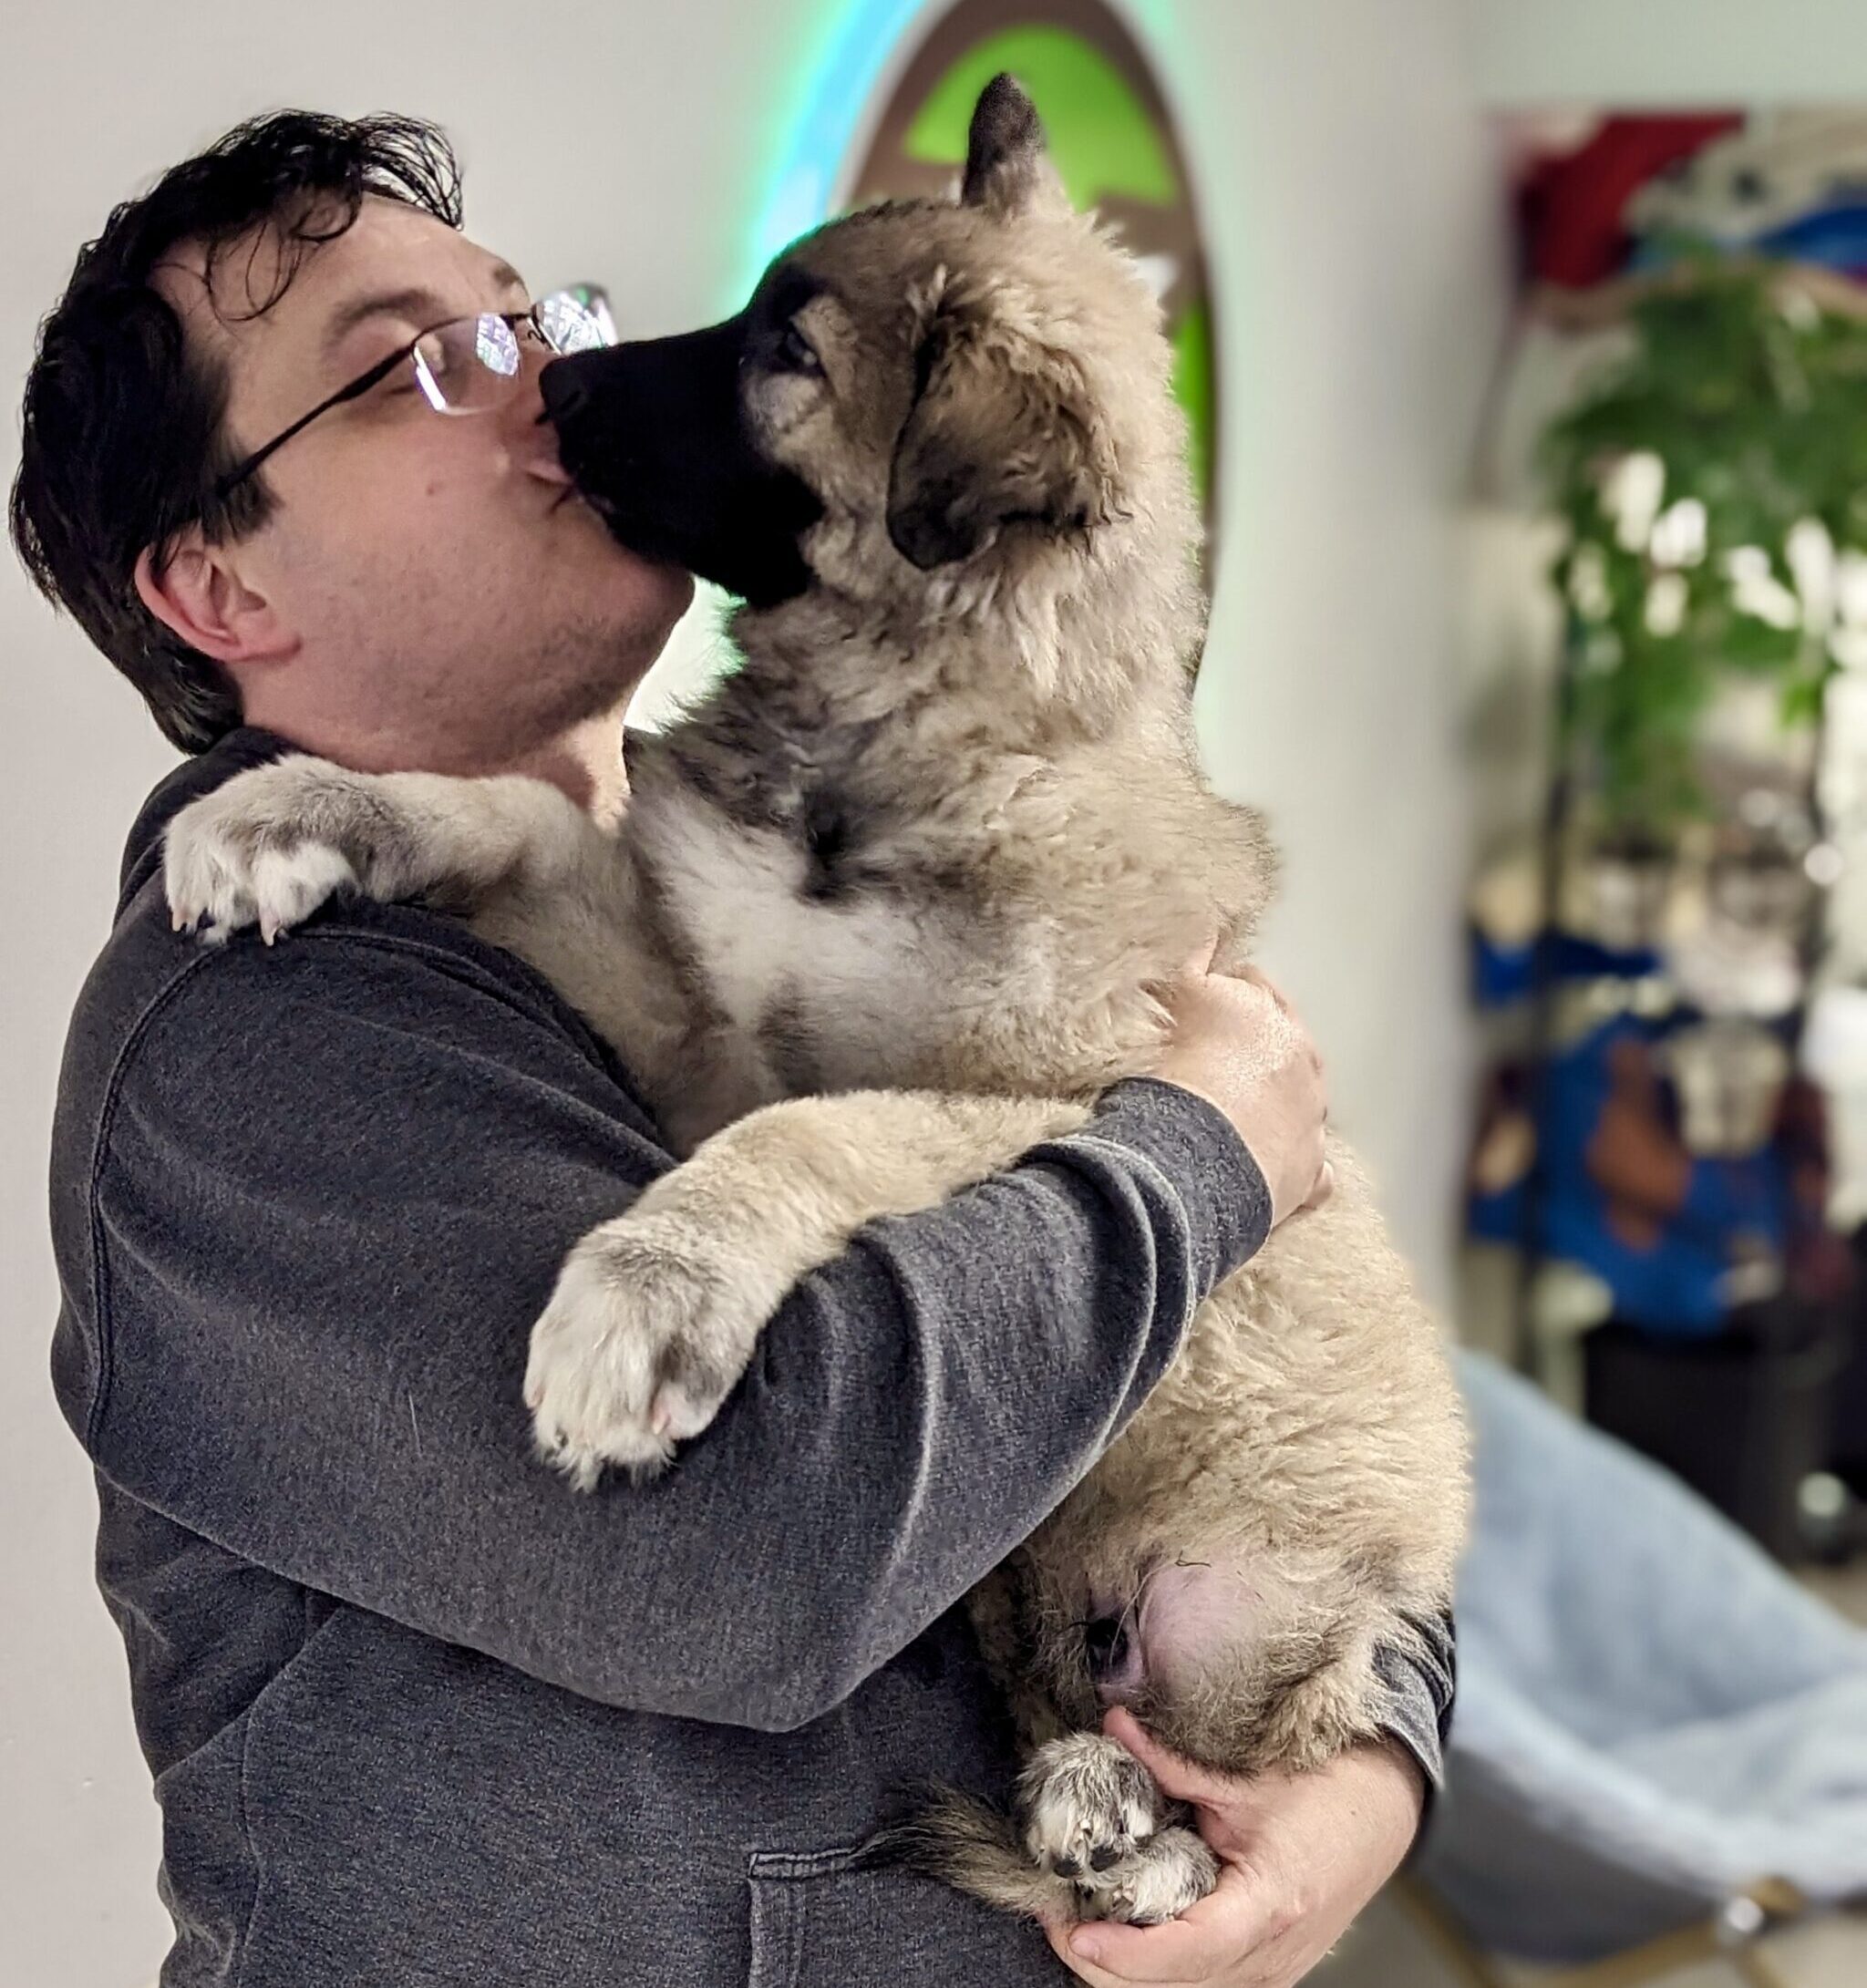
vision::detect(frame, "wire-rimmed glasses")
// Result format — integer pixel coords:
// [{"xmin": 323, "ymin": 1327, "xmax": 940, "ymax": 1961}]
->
[{"xmin": 212, "ymin": 284, "xmax": 615, "ymax": 501}]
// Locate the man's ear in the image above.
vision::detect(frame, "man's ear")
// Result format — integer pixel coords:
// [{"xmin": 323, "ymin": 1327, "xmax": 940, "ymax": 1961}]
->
[
  {"xmin": 133, "ymin": 532, "xmax": 295, "ymax": 667},
  {"xmin": 885, "ymin": 300, "xmax": 1119, "ymax": 572}
]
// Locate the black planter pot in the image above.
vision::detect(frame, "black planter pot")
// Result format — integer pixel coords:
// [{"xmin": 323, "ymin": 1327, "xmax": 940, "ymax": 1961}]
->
[
  {"xmin": 1836, "ymin": 1230, "xmax": 1867, "ymax": 1496},
  {"xmin": 1583, "ymin": 1299, "xmax": 1851, "ymax": 1563}
]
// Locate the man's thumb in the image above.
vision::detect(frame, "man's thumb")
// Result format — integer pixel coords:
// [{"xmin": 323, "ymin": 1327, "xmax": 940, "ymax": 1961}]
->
[{"xmin": 1100, "ymin": 1706, "xmax": 1237, "ymax": 1807}]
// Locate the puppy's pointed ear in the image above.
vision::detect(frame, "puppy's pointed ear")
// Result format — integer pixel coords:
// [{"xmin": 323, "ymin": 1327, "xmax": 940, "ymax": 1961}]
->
[
  {"xmin": 886, "ymin": 293, "xmax": 1118, "ymax": 572},
  {"xmin": 961, "ymin": 74, "xmax": 1068, "ymax": 218}
]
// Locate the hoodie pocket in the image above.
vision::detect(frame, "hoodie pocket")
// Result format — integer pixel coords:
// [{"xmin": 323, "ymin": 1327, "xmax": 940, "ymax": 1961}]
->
[{"xmin": 746, "ymin": 1841, "xmax": 1057, "ymax": 1986}]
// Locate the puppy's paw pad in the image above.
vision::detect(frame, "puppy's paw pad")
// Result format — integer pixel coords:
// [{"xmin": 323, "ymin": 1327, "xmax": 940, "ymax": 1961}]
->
[
  {"xmin": 1020, "ymin": 1733, "xmax": 1164, "ymax": 1880},
  {"xmin": 523, "ymin": 1216, "xmax": 762, "ymax": 1489},
  {"xmin": 1085, "ymin": 1826, "xmax": 1218, "ymax": 1925},
  {"xmin": 1019, "ymin": 1732, "xmax": 1217, "ymax": 1924}
]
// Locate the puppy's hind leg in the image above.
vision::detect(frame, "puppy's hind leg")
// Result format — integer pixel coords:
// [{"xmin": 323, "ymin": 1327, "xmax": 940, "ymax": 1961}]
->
[{"xmin": 884, "ymin": 1736, "xmax": 1216, "ymax": 1928}]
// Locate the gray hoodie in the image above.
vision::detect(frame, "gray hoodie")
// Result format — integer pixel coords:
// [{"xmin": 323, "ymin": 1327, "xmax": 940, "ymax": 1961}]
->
[{"xmin": 49, "ymin": 726, "xmax": 1452, "ymax": 1986}]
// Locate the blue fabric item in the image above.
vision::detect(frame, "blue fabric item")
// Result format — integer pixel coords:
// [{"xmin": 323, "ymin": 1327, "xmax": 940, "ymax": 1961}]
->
[
  {"xmin": 1467, "ymin": 1015, "xmax": 1790, "ymax": 1336},
  {"xmin": 1632, "ymin": 203, "xmax": 1867, "ymax": 277},
  {"xmin": 1758, "ymin": 204, "xmax": 1867, "ymax": 271},
  {"xmin": 1419, "ymin": 1352, "xmax": 1867, "ymax": 1962},
  {"xmin": 1468, "ymin": 929, "xmax": 1665, "ymax": 1010}
]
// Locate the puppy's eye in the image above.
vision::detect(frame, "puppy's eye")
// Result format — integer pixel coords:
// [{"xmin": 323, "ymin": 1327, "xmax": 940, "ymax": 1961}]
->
[{"xmin": 778, "ymin": 323, "xmax": 823, "ymax": 376}]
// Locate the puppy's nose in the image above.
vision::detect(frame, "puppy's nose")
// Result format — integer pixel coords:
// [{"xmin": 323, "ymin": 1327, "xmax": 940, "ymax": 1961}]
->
[{"xmin": 539, "ymin": 359, "xmax": 590, "ymax": 426}]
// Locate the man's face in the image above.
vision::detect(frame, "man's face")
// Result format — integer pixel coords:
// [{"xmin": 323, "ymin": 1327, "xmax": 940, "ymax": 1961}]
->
[{"xmin": 161, "ymin": 194, "xmax": 693, "ymax": 767}]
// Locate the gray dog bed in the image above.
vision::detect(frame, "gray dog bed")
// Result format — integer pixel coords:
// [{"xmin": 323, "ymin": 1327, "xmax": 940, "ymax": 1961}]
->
[{"xmin": 1418, "ymin": 1352, "xmax": 1867, "ymax": 1962}]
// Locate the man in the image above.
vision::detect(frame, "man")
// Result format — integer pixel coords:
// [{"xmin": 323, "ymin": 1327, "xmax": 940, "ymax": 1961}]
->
[{"xmin": 15, "ymin": 112, "xmax": 1451, "ymax": 1986}]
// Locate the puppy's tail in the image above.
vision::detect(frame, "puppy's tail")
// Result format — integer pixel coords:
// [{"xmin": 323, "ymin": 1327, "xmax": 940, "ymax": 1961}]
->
[{"xmin": 870, "ymin": 1783, "xmax": 1076, "ymax": 1922}]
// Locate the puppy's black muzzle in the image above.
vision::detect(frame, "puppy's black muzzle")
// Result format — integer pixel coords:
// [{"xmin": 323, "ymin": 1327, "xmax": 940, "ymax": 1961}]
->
[{"xmin": 541, "ymin": 317, "xmax": 822, "ymax": 609}]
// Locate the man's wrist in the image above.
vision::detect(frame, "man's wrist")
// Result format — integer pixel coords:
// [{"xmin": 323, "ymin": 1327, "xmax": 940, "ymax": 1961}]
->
[
  {"xmin": 1371, "ymin": 1730, "xmax": 1434, "ymax": 1868},
  {"xmin": 1092, "ymin": 1076, "xmax": 1274, "ymax": 1274}
]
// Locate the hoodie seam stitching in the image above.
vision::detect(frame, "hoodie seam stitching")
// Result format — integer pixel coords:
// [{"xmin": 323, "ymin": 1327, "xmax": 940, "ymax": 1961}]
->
[{"xmin": 84, "ymin": 950, "xmax": 224, "ymax": 1448}]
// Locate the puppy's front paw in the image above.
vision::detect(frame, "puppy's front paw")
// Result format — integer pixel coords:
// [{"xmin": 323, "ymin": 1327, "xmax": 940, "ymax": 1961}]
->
[
  {"xmin": 524, "ymin": 1212, "xmax": 774, "ymax": 1489},
  {"xmin": 1020, "ymin": 1733, "xmax": 1217, "ymax": 1926},
  {"xmin": 163, "ymin": 760, "xmax": 363, "ymax": 943}
]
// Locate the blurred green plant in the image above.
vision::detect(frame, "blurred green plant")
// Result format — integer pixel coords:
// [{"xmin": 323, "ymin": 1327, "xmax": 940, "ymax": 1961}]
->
[{"xmin": 1543, "ymin": 255, "xmax": 1867, "ymax": 837}]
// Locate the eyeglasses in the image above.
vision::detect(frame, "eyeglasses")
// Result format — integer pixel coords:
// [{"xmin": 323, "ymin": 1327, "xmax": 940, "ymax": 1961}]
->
[{"xmin": 212, "ymin": 284, "xmax": 616, "ymax": 502}]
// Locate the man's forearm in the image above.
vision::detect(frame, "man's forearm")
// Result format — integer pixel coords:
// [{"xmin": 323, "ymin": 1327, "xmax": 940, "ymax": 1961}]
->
[{"xmin": 748, "ymin": 1076, "xmax": 1275, "ymax": 1725}]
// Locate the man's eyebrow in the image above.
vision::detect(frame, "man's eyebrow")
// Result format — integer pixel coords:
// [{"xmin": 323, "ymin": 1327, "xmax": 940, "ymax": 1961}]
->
[{"xmin": 320, "ymin": 261, "xmax": 531, "ymax": 358}]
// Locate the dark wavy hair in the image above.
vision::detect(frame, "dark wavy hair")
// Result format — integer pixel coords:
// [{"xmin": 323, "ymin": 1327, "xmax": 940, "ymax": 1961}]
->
[{"xmin": 9, "ymin": 112, "xmax": 462, "ymax": 751}]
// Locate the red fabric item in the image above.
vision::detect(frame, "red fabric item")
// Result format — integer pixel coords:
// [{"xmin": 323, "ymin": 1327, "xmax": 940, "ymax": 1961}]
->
[{"xmin": 1521, "ymin": 114, "xmax": 1746, "ymax": 287}]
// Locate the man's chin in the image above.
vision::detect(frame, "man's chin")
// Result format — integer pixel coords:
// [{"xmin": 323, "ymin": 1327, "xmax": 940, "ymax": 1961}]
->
[
  {"xmin": 635, "ymin": 561, "xmax": 697, "ymax": 654},
  {"xmin": 565, "ymin": 499, "xmax": 696, "ymax": 612}
]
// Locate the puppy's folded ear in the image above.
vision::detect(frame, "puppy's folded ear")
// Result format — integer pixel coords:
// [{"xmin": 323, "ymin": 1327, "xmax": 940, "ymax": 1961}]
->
[{"xmin": 886, "ymin": 301, "xmax": 1118, "ymax": 572}]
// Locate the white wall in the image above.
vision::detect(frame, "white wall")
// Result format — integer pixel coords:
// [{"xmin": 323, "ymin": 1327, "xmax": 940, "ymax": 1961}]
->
[
  {"xmin": 1147, "ymin": 0, "xmax": 1506, "ymax": 1301},
  {"xmin": 1466, "ymin": 0, "xmax": 1867, "ymax": 103},
  {"xmin": 0, "ymin": 5, "xmax": 1503, "ymax": 1981}
]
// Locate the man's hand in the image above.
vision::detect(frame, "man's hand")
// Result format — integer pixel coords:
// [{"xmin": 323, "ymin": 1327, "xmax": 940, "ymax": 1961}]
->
[
  {"xmin": 1045, "ymin": 1707, "xmax": 1425, "ymax": 1987},
  {"xmin": 1150, "ymin": 947, "xmax": 1333, "ymax": 1228}
]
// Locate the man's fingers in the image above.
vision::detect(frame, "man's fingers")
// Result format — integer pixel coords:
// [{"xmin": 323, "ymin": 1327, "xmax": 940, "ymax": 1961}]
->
[
  {"xmin": 1175, "ymin": 933, "xmax": 1222, "ymax": 980},
  {"xmin": 1061, "ymin": 1865, "xmax": 1280, "ymax": 1983},
  {"xmin": 1146, "ymin": 936, "xmax": 1218, "ymax": 1003},
  {"xmin": 1101, "ymin": 1706, "xmax": 1243, "ymax": 1808},
  {"xmin": 1045, "ymin": 1918, "xmax": 1186, "ymax": 1988},
  {"xmin": 1044, "ymin": 1919, "xmax": 1161, "ymax": 1987}
]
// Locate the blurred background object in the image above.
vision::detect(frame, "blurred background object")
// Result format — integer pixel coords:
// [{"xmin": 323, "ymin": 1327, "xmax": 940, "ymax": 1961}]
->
[
  {"xmin": 1411, "ymin": 1354, "xmax": 1866, "ymax": 1987},
  {"xmin": 1429, "ymin": 34, "xmax": 1867, "ymax": 1982},
  {"xmin": 1462, "ymin": 97, "xmax": 1867, "ymax": 1573}
]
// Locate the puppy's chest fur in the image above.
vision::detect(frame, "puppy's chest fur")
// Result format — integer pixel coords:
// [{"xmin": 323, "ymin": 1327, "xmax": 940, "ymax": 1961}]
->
[{"xmin": 632, "ymin": 707, "xmax": 1058, "ymax": 1095}]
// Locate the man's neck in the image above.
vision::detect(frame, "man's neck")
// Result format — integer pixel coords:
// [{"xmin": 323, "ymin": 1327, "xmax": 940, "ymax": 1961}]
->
[
  {"xmin": 239, "ymin": 703, "xmax": 633, "ymax": 824},
  {"xmin": 506, "ymin": 710, "xmax": 631, "ymax": 827}
]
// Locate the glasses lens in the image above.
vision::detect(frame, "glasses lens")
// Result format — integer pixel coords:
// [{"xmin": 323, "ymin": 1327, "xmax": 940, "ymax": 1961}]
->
[
  {"xmin": 410, "ymin": 314, "xmax": 521, "ymax": 413},
  {"xmin": 536, "ymin": 287, "xmax": 615, "ymax": 355},
  {"xmin": 475, "ymin": 313, "xmax": 522, "ymax": 376}
]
